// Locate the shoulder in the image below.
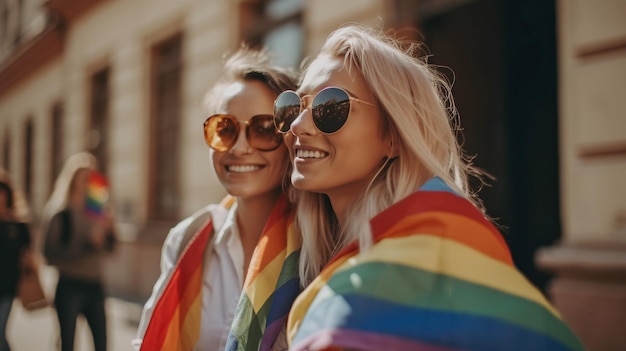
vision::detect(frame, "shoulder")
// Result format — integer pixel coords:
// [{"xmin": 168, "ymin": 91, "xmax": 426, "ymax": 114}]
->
[
  {"xmin": 16, "ymin": 221, "xmax": 30, "ymax": 234},
  {"xmin": 50, "ymin": 208, "xmax": 68, "ymax": 219},
  {"xmin": 165, "ymin": 204, "xmax": 215, "ymax": 242},
  {"xmin": 0, "ymin": 221, "xmax": 30, "ymax": 240},
  {"xmin": 171, "ymin": 202, "xmax": 233, "ymax": 234},
  {"xmin": 48, "ymin": 208, "xmax": 72, "ymax": 226},
  {"xmin": 162, "ymin": 202, "xmax": 233, "ymax": 254}
]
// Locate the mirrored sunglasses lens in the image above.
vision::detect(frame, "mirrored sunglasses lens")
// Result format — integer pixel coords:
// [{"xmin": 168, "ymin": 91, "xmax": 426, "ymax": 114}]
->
[
  {"xmin": 205, "ymin": 115, "xmax": 238, "ymax": 151},
  {"xmin": 248, "ymin": 115, "xmax": 282, "ymax": 151},
  {"xmin": 312, "ymin": 88, "xmax": 351, "ymax": 133},
  {"xmin": 274, "ymin": 91, "xmax": 301, "ymax": 133}
]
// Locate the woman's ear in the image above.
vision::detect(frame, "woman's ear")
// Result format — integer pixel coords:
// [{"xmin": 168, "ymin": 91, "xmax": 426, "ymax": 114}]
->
[{"xmin": 387, "ymin": 135, "xmax": 399, "ymax": 159}]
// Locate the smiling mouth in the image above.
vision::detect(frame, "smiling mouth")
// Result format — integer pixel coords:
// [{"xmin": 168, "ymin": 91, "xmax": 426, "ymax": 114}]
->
[
  {"xmin": 296, "ymin": 149, "xmax": 328, "ymax": 159},
  {"xmin": 226, "ymin": 165, "xmax": 263, "ymax": 173}
]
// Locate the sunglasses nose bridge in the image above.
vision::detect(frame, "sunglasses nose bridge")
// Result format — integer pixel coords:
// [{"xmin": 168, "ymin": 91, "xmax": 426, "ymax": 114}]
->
[
  {"xmin": 290, "ymin": 104, "xmax": 318, "ymax": 136},
  {"xmin": 300, "ymin": 95, "xmax": 313, "ymax": 112},
  {"xmin": 227, "ymin": 121, "xmax": 252, "ymax": 153}
]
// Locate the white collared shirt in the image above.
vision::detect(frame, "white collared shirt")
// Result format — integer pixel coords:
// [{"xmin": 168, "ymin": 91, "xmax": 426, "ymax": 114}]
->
[
  {"xmin": 133, "ymin": 203, "xmax": 244, "ymax": 351},
  {"xmin": 198, "ymin": 203, "xmax": 243, "ymax": 350}
]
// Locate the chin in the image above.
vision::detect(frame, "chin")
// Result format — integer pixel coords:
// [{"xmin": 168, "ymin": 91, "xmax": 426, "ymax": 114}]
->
[
  {"xmin": 291, "ymin": 174, "xmax": 317, "ymax": 192},
  {"xmin": 291, "ymin": 173, "xmax": 305, "ymax": 189},
  {"xmin": 223, "ymin": 185, "xmax": 254, "ymax": 198},
  {"xmin": 226, "ymin": 184, "xmax": 282, "ymax": 199}
]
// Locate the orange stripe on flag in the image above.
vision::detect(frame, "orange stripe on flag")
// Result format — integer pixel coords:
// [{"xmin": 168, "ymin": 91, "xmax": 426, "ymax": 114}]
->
[
  {"xmin": 161, "ymin": 265, "xmax": 203, "ymax": 350},
  {"xmin": 379, "ymin": 211, "xmax": 512, "ymax": 265},
  {"xmin": 244, "ymin": 195, "xmax": 291, "ymax": 289}
]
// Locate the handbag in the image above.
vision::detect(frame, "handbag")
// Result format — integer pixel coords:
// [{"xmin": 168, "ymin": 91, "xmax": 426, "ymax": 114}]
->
[{"xmin": 17, "ymin": 250, "xmax": 48, "ymax": 311}]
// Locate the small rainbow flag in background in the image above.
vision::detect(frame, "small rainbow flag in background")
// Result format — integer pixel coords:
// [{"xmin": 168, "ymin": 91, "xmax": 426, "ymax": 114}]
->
[{"xmin": 85, "ymin": 170, "xmax": 109, "ymax": 217}]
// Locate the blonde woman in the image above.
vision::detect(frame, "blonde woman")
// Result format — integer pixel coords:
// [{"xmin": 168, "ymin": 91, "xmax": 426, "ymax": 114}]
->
[
  {"xmin": 273, "ymin": 25, "xmax": 585, "ymax": 351},
  {"xmin": 42, "ymin": 152, "xmax": 115, "ymax": 351}
]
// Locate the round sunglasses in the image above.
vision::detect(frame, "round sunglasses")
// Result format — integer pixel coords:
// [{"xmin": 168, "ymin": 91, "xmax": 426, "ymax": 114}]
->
[
  {"xmin": 203, "ymin": 114, "xmax": 282, "ymax": 152},
  {"xmin": 273, "ymin": 86, "xmax": 375, "ymax": 134}
]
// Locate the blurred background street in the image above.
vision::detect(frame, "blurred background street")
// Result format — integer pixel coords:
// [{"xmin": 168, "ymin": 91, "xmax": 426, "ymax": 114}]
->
[
  {"xmin": 7, "ymin": 265, "xmax": 142, "ymax": 351},
  {"xmin": 1, "ymin": 0, "xmax": 625, "ymax": 350}
]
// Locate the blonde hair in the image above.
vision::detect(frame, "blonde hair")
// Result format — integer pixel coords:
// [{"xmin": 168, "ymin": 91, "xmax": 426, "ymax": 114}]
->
[
  {"xmin": 294, "ymin": 25, "xmax": 483, "ymax": 285},
  {"xmin": 203, "ymin": 46, "xmax": 298, "ymax": 115},
  {"xmin": 40, "ymin": 152, "xmax": 97, "ymax": 230}
]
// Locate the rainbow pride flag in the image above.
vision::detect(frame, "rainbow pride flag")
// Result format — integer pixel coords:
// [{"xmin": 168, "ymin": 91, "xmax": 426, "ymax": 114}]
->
[
  {"xmin": 140, "ymin": 217, "xmax": 214, "ymax": 351},
  {"xmin": 85, "ymin": 170, "xmax": 109, "ymax": 217},
  {"xmin": 225, "ymin": 194, "xmax": 301, "ymax": 351},
  {"xmin": 287, "ymin": 178, "xmax": 585, "ymax": 351}
]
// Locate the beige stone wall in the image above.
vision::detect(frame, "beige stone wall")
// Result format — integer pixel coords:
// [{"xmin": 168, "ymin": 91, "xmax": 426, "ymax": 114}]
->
[
  {"xmin": 0, "ymin": 59, "xmax": 64, "ymax": 216},
  {"xmin": 0, "ymin": 0, "xmax": 398, "ymax": 231},
  {"xmin": 558, "ymin": 0, "xmax": 626, "ymax": 243},
  {"xmin": 536, "ymin": 1, "xmax": 626, "ymax": 349},
  {"xmin": 62, "ymin": 0, "xmax": 236, "ymax": 233},
  {"xmin": 0, "ymin": 0, "xmax": 245, "ymax": 236}
]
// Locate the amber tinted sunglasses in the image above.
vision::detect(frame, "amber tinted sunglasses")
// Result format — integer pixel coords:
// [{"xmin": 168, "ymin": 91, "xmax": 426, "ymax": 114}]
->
[{"xmin": 203, "ymin": 114, "xmax": 282, "ymax": 152}]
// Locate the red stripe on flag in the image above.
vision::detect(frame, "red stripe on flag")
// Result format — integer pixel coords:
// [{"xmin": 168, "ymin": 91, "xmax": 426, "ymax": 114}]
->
[
  {"xmin": 327, "ymin": 191, "xmax": 511, "ymax": 268},
  {"xmin": 140, "ymin": 219, "xmax": 214, "ymax": 350}
]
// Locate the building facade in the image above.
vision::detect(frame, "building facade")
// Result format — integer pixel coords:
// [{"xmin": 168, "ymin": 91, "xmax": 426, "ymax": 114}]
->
[
  {"xmin": 536, "ymin": 1, "xmax": 626, "ymax": 350},
  {"xmin": 1, "ymin": 0, "xmax": 624, "ymax": 349}
]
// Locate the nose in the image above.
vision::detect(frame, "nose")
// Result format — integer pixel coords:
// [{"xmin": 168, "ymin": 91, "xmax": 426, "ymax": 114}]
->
[
  {"xmin": 289, "ymin": 108, "xmax": 318, "ymax": 137},
  {"xmin": 229, "ymin": 126, "xmax": 252, "ymax": 155}
]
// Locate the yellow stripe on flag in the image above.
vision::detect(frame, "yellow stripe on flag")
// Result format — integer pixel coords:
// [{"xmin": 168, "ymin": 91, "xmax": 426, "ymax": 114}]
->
[{"xmin": 355, "ymin": 234, "xmax": 559, "ymax": 316}]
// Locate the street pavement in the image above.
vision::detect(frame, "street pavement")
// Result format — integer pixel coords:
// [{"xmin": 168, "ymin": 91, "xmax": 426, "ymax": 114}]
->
[{"xmin": 7, "ymin": 266, "xmax": 143, "ymax": 351}]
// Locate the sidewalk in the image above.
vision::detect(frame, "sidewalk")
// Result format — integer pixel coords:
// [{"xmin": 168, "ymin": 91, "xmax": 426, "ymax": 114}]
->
[{"xmin": 7, "ymin": 266, "xmax": 143, "ymax": 351}]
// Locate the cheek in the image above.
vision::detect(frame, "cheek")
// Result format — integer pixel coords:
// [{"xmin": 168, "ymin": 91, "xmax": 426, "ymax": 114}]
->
[
  {"xmin": 283, "ymin": 134, "xmax": 296, "ymax": 159},
  {"xmin": 334, "ymin": 128, "xmax": 386, "ymax": 165},
  {"xmin": 211, "ymin": 151, "xmax": 224, "ymax": 173},
  {"xmin": 270, "ymin": 146, "xmax": 290, "ymax": 173}
]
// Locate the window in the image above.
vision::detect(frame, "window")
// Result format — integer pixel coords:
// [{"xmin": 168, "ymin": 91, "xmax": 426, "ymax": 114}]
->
[
  {"xmin": 149, "ymin": 34, "xmax": 182, "ymax": 221},
  {"xmin": 1, "ymin": 2, "xmax": 8, "ymax": 44},
  {"xmin": 2, "ymin": 128, "xmax": 9, "ymax": 171},
  {"xmin": 14, "ymin": 0, "xmax": 23, "ymax": 46},
  {"xmin": 51, "ymin": 102, "xmax": 64, "ymax": 189},
  {"xmin": 89, "ymin": 67, "xmax": 110, "ymax": 174},
  {"xmin": 239, "ymin": 0, "xmax": 304, "ymax": 69},
  {"xmin": 24, "ymin": 118, "xmax": 33, "ymax": 200}
]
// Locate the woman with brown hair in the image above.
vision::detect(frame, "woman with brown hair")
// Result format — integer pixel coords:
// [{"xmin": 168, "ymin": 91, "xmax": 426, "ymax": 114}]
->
[{"xmin": 134, "ymin": 47, "xmax": 300, "ymax": 351}]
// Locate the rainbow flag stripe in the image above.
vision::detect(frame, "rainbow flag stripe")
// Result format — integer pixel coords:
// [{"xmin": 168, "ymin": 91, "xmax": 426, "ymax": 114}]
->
[
  {"xmin": 225, "ymin": 195, "xmax": 301, "ymax": 351},
  {"xmin": 85, "ymin": 170, "xmax": 109, "ymax": 217},
  {"xmin": 140, "ymin": 218, "xmax": 214, "ymax": 351},
  {"xmin": 287, "ymin": 178, "xmax": 585, "ymax": 351}
]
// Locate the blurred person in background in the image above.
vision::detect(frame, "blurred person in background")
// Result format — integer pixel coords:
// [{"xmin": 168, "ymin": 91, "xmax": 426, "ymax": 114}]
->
[
  {"xmin": 134, "ymin": 47, "xmax": 300, "ymax": 351},
  {"xmin": 0, "ymin": 169, "xmax": 33, "ymax": 351},
  {"xmin": 41, "ymin": 152, "xmax": 116, "ymax": 351}
]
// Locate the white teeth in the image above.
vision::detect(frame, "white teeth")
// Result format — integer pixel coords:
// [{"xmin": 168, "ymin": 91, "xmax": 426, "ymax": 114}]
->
[
  {"xmin": 228, "ymin": 165, "xmax": 261, "ymax": 173},
  {"xmin": 296, "ymin": 149, "xmax": 327, "ymax": 159}
]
